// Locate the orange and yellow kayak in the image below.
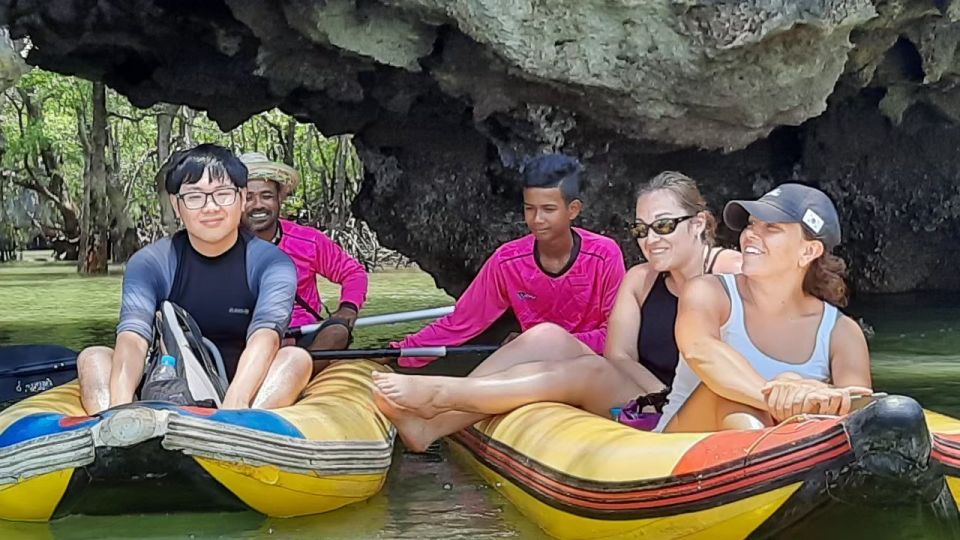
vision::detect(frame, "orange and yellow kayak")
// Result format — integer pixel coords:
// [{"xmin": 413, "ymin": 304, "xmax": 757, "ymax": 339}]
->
[{"xmin": 449, "ymin": 395, "xmax": 949, "ymax": 539}]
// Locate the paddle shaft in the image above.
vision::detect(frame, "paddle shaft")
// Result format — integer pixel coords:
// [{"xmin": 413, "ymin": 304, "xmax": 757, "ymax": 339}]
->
[
  {"xmin": 309, "ymin": 345, "xmax": 499, "ymax": 360},
  {"xmin": 3, "ymin": 358, "xmax": 77, "ymax": 378},
  {"xmin": 289, "ymin": 306, "xmax": 455, "ymax": 337}
]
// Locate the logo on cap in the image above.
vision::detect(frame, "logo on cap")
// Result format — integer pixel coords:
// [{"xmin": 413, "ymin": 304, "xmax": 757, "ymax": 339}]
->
[
  {"xmin": 767, "ymin": 188, "xmax": 782, "ymax": 197},
  {"xmin": 802, "ymin": 209, "xmax": 824, "ymax": 234}
]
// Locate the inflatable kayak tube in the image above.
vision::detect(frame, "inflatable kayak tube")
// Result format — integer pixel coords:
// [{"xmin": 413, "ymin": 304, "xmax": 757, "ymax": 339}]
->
[
  {"xmin": 448, "ymin": 395, "xmax": 951, "ymax": 540},
  {"xmin": 0, "ymin": 360, "xmax": 395, "ymax": 522},
  {"xmin": 926, "ymin": 409, "xmax": 960, "ymax": 522}
]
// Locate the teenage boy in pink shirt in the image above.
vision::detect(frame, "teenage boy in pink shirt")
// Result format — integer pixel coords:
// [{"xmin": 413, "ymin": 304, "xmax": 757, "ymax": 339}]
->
[
  {"xmin": 391, "ymin": 154, "xmax": 626, "ymax": 367},
  {"xmin": 240, "ymin": 153, "xmax": 368, "ymax": 357}
]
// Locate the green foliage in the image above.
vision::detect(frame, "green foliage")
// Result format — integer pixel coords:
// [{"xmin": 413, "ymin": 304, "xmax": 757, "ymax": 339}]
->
[{"xmin": 0, "ymin": 68, "xmax": 395, "ymax": 267}]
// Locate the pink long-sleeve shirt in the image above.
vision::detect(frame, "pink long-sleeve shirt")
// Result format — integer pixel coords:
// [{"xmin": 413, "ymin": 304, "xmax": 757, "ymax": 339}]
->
[
  {"xmin": 277, "ymin": 219, "xmax": 369, "ymax": 327},
  {"xmin": 392, "ymin": 228, "xmax": 626, "ymax": 367}
]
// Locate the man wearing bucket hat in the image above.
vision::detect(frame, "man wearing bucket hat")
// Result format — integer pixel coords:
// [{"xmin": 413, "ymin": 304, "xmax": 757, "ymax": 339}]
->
[
  {"xmin": 654, "ymin": 183, "xmax": 872, "ymax": 433},
  {"xmin": 240, "ymin": 152, "xmax": 368, "ymax": 358}
]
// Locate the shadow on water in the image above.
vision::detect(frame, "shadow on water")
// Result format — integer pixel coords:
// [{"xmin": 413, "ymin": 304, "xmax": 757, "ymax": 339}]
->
[
  {"xmin": 0, "ymin": 445, "xmax": 547, "ymax": 540},
  {"xmin": 777, "ymin": 502, "xmax": 960, "ymax": 540}
]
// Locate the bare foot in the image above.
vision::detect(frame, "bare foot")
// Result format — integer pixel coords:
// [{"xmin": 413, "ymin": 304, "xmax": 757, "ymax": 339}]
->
[
  {"xmin": 373, "ymin": 388, "xmax": 436, "ymax": 453},
  {"xmin": 371, "ymin": 372, "xmax": 447, "ymax": 418}
]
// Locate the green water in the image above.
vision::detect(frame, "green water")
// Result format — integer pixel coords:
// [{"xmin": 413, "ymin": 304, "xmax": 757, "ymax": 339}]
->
[{"xmin": 1, "ymin": 254, "xmax": 960, "ymax": 539}]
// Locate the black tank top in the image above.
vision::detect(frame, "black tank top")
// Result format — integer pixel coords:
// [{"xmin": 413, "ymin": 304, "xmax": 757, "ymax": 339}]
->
[
  {"xmin": 637, "ymin": 248, "xmax": 725, "ymax": 385},
  {"xmin": 167, "ymin": 231, "xmax": 257, "ymax": 380}
]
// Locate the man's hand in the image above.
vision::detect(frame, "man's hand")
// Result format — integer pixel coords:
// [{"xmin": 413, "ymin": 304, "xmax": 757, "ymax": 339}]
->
[{"xmin": 330, "ymin": 304, "xmax": 358, "ymax": 327}]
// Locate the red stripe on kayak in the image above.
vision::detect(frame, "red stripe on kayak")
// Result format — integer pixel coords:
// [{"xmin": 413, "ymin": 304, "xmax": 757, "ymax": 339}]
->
[
  {"xmin": 453, "ymin": 428, "xmax": 849, "ymax": 510},
  {"xmin": 455, "ymin": 432, "xmax": 847, "ymax": 511},
  {"xmin": 180, "ymin": 406, "xmax": 217, "ymax": 416},
  {"xmin": 673, "ymin": 418, "xmax": 843, "ymax": 475},
  {"xmin": 932, "ymin": 435, "xmax": 960, "ymax": 468},
  {"xmin": 59, "ymin": 415, "xmax": 96, "ymax": 428},
  {"xmin": 932, "ymin": 434, "xmax": 960, "ymax": 449}
]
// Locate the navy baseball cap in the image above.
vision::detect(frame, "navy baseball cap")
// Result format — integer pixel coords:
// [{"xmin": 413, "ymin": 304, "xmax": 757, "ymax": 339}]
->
[{"xmin": 723, "ymin": 183, "xmax": 841, "ymax": 250}]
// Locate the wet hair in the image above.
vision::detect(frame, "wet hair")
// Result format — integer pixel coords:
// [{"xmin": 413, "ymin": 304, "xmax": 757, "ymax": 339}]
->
[
  {"xmin": 802, "ymin": 230, "xmax": 849, "ymax": 307},
  {"xmin": 636, "ymin": 171, "xmax": 717, "ymax": 245},
  {"xmin": 522, "ymin": 154, "xmax": 582, "ymax": 203},
  {"xmin": 164, "ymin": 143, "xmax": 248, "ymax": 194}
]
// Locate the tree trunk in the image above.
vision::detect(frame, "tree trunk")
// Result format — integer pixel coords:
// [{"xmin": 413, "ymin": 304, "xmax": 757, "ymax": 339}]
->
[
  {"xmin": 180, "ymin": 107, "xmax": 196, "ymax": 147},
  {"xmin": 105, "ymin": 119, "xmax": 138, "ymax": 262},
  {"xmin": 282, "ymin": 117, "xmax": 296, "ymax": 166},
  {"xmin": 107, "ymin": 180, "xmax": 138, "ymax": 261},
  {"xmin": 156, "ymin": 103, "xmax": 179, "ymax": 233},
  {"xmin": 78, "ymin": 82, "xmax": 110, "ymax": 274},
  {"xmin": 15, "ymin": 87, "xmax": 81, "ymax": 248}
]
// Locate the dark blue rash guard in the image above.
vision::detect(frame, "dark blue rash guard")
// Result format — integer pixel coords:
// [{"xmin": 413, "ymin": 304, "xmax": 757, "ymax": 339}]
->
[{"xmin": 116, "ymin": 229, "xmax": 296, "ymax": 380}]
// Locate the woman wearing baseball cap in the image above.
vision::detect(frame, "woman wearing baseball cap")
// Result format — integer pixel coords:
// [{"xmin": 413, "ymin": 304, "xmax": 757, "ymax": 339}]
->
[{"xmin": 657, "ymin": 183, "xmax": 873, "ymax": 432}]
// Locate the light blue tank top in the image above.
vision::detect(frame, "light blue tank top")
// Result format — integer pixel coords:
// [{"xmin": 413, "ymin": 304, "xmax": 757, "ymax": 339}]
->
[{"xmin": 656, "ymin": 274, "xmax": 837, "ymax": 431}]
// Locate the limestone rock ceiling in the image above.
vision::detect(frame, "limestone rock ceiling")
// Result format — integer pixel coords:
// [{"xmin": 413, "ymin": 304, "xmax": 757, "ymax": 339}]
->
[{"xmin": 1, "ymin": 0, "xmax": 959, "ymax": 293}]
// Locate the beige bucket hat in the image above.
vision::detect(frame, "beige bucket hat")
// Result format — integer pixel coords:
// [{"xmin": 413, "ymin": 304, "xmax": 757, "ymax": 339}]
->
[{"xmin": 239, "ymin": 152, "xmax": 301, "ymax": 195}]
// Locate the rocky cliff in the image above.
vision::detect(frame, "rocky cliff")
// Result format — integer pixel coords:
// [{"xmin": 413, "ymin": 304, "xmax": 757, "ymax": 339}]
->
[{"xmin": 3, "ymin": 0, "xmax": 959, "ymax": 293}]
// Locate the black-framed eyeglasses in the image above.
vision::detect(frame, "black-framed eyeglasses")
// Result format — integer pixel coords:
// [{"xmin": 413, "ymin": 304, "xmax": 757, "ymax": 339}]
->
[
  {"xmin": 176, "ymin": 187, "xmax": 239, "ymax": 210},
  {"xmin": 630, "ymin": 215, "xmax": 695, "ymax": 239}
]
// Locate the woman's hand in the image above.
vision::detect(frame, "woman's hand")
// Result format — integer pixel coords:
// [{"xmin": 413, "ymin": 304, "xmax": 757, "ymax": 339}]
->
[{"xmin": 761, "ymin": 378, "xmax": 872, "ymax": 420}]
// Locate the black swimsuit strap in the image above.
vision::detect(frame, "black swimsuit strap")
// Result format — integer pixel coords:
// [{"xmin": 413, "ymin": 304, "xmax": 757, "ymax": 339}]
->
[{"xmin": 704, "ymin": 247, "xmax": 724, "ymax": 274}]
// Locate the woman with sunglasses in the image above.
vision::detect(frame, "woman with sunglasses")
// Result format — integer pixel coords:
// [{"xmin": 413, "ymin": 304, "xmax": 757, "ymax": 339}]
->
[
  {"xmin": 371, "ymin": 171, "xmax": 741, "ymax": 451},
  {"xmin": 657, "ymin": 184, "xmax": 872, "ymax": 432}
]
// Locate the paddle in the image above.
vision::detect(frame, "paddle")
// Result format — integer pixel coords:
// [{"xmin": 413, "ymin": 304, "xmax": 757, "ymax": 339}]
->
[
  {"xmin": 0, "ymin": 344, "xmax": 79, "ymax": 404},
  {"xmin": 309, "ymin": 345, "xmax": 500, "ymax": 360},
  {"xmin": 288, "ymin": 306, "xmax": 455, "ymax": 337},
  {"xmin": 1, "ymin": 357, "xmax": 77, "ymax": 378},
  {"xmin": 0, "ymin": 344, "xmax": 78, "ymax": 378}
]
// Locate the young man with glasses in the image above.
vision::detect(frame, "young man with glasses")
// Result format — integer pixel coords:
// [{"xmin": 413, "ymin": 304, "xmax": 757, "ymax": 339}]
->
[
  {"xmin": 239, "ymin": 152, "xmax": 368, "ymax": 359},
  {"xmin": 389, "ymin": 153, "xmax": 626, "ymax": 368},
  {"xmin": 76, "ymin": 144, "xmax": 313, "ymax": 414}
]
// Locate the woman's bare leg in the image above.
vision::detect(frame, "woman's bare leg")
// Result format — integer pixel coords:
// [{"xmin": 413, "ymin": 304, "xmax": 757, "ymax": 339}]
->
[
  {"xmin": 663, "ymin": 384, "xmax": 771, "ymax": 432},
  {"xmin": 373, "ymin": 322, "xmax": 595, "ymax": 415},
  {"xmin": 374, "ymin": 393, "xmax": 486, "ymax": 452},
  {"xmin": 466, "ymin": 322, "xmax": 596, "ymax": 377},
  {"xmin": 374, "ymin": 354, "xmax": 654, "ymax": 450},
  {"xmin": 373, "ymin": 323, "xmax": 594, "ymax": 451},
  {"xmin": 377, "ymin": 354, "xmax": 641, "ymax": 418},
  {"xmin": 374, "ymin": 322, "xmax": 662, "ymax": 451}
]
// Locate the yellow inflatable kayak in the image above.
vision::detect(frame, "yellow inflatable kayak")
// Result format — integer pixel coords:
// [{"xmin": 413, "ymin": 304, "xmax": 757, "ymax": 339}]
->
[
  {"xmin": 0, "ymin": 360, "xmax": 394, "ymax": 522},
  {"xmin": 448, "ymin": 395, "xmax": 951, "ymax": 539},
  {"xmin": 928, "ymin": 410, "xmax": 960, "ymax": 514}
]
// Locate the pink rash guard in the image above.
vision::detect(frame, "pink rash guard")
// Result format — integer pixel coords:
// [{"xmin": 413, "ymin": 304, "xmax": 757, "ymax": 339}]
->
[
  {"xmin": 392, "ymin": 228, "xmax": 626, "ymax": 367},
  {"xmin": 276, "ymin": 219, "xmax": 369, "ymax": 328}
]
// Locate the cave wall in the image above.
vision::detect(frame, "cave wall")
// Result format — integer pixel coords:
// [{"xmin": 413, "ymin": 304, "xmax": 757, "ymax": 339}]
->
[{"xmin": 2, "ymin": 0, "xmax": 960, "ymax": 294}]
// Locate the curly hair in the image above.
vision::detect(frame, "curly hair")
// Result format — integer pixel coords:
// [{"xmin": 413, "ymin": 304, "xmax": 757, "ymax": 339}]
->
[{"xmin": 802, "ymin": 230, "xmax": 849, "ymax": 307}]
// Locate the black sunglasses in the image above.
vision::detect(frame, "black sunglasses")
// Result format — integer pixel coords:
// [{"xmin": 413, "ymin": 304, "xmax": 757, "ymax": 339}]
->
[{"xmin": 630, "ymin": 215, "xmax": 695, "ymax": 239}]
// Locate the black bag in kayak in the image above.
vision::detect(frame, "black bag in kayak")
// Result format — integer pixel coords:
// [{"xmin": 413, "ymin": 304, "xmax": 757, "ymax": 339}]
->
[
  {"xmin": 139, "ymin": 301, "xmax": 228, "ymax": 408},
  {"xmin": 0, "ymin": 344, "xmax": 78, "ymax": 407}
]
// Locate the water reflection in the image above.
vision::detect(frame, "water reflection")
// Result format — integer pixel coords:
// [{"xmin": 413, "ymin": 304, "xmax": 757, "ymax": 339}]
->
[{"xmin": 0, "ymin": 446, "xmax": 547, "ymax": 540}]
